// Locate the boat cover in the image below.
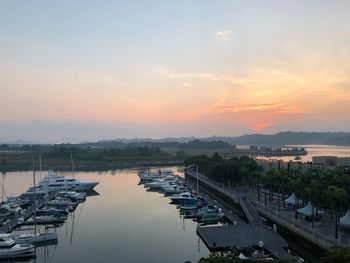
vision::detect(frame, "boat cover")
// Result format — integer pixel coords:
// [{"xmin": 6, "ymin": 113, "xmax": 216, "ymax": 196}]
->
[
  {"xmin": 285, "ymin": 193, "xmax": 298, "ymax": 205},
  {"xmin": 297, "ymin": 201, "xmax": 316, "ymax": 216},
  {"xmin": 340, "ymin": 210, "xmax": 350, "ymax": 227}
]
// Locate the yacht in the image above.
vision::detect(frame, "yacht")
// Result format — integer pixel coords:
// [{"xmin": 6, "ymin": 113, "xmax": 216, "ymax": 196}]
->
[
  {"xmin": 13, "ymin": 232, "xmax": 58, "ymax": 244},
  {"xmin": 38, "ymin": 170, "xmax": 99, "ymax": 192},
  {"xmin": 58, "ymin": 191, "xmax": 86, "ymax": 202},
  {"xmin": 20, "ymin": 215, "xmax": 66, "ymax": 225},
  {"xmin": 199, "ymin": 208, "xmax": 225, "ymax": 223},
  {"xmin": 163, "ymin": 185, "xmax": 188, "ymax": 195},
  {"xmin": 138, "ymin": 169, "xmax": 175, "ymax": 182},
  {"xmin": 138, "ymin": 170, "xmax": 160, "ymax": 181},
  {"xmin": 169, "ymin": 192, "xmax": 196, "ymax": 204},
  {"xmin": 36, "ymin": 207, "xmax": 68, "ymax": 217},
  {"xmin": 0, "ymin": 234, "xmax": 35, "ymax": 259},
  {"xmin": 145, "ymin": 179, "xmax": 177, "ymax": 189}
]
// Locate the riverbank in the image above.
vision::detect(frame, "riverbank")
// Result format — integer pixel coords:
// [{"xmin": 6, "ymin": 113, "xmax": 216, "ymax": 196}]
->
[{"xmin": 0, "ymin": 159, "xmax": 185, "ymax": 172}]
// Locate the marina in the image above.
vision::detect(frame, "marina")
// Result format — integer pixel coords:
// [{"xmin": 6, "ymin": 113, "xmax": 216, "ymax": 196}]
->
[
  {"xmin": 0, "ymin": 167, "xmax": 99, "ymax": 260},
  {"xmin": 0, "ymin": 168, "xmax": 209, "ymax": 263},
  {"xmin": 138, "ymin": 168, "xmax": 303, "ymax": 262}
]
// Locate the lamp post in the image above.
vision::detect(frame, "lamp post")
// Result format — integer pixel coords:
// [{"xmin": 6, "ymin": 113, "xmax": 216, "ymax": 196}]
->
[{"xmin": 196, "ymin": 165, "xmax": 199, "ymax": 196}]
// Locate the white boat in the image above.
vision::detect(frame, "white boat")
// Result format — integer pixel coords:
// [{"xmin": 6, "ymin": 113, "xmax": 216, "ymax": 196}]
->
[
  {"xmin": 138, "ymin": 170, "xmax": 159, "ymax": 181},
  {"xmin": 46, "ymin": 197, "xmax": 77, "ymax": 207},
  {"xmin": 13, "ymin": 232, "xmax": 58, "ymax": 244},
  {"xmin": 199, "ymin": 208, "xmax": 225, "ymax": 222},
  {"xmin": 58, "ymin": 191, "xmax": 86, "ymax": 202},
  {"xmin": 145, "ymin": 179, "xmax": 177, "ymax": 189},
  {"xmin": 169, "ymin": 192, "xmax": 196, "ymax": 203},
  {"xmin": 0, "ymin": 234, "xmax": 35, "ymax": 259},
  {"xmin": 138, "ymin": 169, "xmax": 175, "ymax": 182},
  {"xmin": 21, "ymin": 215, "xmax": 66, "ymax": 225},
  {"xmin": 38, "ymin": 170, "xmax": 99, "ymax": 191}
]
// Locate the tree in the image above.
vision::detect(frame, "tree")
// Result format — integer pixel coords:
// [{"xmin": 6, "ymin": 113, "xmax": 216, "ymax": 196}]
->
[{"xmin": 320, "ymin": 248, "xmax": 350, "ymax": 263}]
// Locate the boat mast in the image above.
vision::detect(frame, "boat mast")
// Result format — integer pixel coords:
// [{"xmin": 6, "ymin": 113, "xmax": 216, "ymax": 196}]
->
[
  {"xmin": 196, "ymin": 165, "xmax": 199, "ymax": 196},
  {"xmin": 70, "ymin": 153, "xmax": 75, "ymax": 180},
  {"xmin": 33, "ymin": 160, "xmax": 37, "ymax": 235},
  {"xmin": 1, "ymin": 173, "xmax": 4, "ymax": 203},
  {"xmin": 39, "ymin": 154, "xmax": 42, "ymax": 181}
]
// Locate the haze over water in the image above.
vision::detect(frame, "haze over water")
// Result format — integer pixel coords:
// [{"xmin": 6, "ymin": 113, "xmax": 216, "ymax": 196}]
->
[
  {"xmin": 2, "ymin": 168, "xmax": 209, "ymax": 263},
  {"xmin": 262, "ymin": 145, "xmax": 350, "ymax": 162}
]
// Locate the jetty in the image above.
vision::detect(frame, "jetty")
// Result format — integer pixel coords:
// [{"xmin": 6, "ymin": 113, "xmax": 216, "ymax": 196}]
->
[
  {"xmin": 185, "ymin": 169, "xmax": 349, "ymax": 251},
  {"xmin": 197, "ymin": 225, "xmax": 294, "ymax": 261},
  {"xmin": 185, "ymin": 169, "xmax": 300, "ymax": 261},
  {"xmin": 0, "ymin": 192, "xmax": 56, "ymax": 234}
]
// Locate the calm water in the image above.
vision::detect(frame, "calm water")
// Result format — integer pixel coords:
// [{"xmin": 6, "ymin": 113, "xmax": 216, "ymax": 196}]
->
[
  {"xmin": 265, "ymin": 144, "xmax": 350, "ymax": 162},
  {"xmin": 1, "ymin": 167, "xmax": 209, "ymax": 263}
]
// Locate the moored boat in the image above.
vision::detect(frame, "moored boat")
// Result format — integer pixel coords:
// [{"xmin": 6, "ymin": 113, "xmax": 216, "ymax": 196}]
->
[{"xmin": 0, "ymin": 234, "xmax": 35, "ymax": 259}]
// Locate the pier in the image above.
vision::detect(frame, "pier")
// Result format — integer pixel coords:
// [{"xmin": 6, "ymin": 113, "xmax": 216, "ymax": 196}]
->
[
  {"xmin": 185, "ymin": 169, "xmax": 349, "ymax": 251},
  {"xmin": 185, "ymin": 170, "xmax": 298, "ymax": 261},
  {"xmin": 0, "ymin": 192, "xmax": 56, "ymax": 234},
  {"xmin": 197, "ymin": 224, "xmax": 295, "ymax": 261}
]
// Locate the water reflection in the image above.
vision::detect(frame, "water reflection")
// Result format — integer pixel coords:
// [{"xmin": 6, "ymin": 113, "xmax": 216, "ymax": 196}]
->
[{"xmin": 2, "ymin": 168, "xmax": 208, "ymax": 263}]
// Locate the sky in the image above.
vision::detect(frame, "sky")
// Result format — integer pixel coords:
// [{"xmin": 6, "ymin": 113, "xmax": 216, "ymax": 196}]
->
[{"xmin": 0, "ymin": 0, "xmax": 350, "ymax": 143}]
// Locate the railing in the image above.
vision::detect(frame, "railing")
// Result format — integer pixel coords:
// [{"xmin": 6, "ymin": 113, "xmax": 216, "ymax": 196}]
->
[
  {"xmin": 253, "ymin": 200, "xmax": 345, "ymax": 249},
  {"xmin": 185, "ymin": 169, "xmax": 348, "ymax": 249}
]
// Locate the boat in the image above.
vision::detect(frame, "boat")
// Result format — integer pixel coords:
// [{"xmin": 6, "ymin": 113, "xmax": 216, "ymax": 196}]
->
[
  {"xmin": 21, "ymin": 215, "xmax": 66, "ymax": 225},
  {"xmin": 38, "ymin": 170, "xmax": 99, "ymax": 192},
  {"xmin": 138, "ymin": 170, "xmax": 160, "ymax": 181},
  {"xmin": 0, "ymin": 234, "xmax": 35, "ymax": 259},
  {"xmin": 163, "ymin": 185, "xmax": 189, "ymax": 195},
  {"xmin": 36, "ymin": 208, "xmax": 68, "ymax": 217},
  {"xmin": 199, "ymin": 208, "xmax": 225, "ymax": 223},
  {"xmin": 138, "ymin": 169, "xmax": 175, "ymax": 182},
  {"xmin": 169, "ymin": 192, "xmax": 196, "ymax": 204},
  {"xmin": 179, "ymin": 199, "xmax": 198, "ymax": 211},
  {"xmin": 46, "ymin": 197, "xmax": 77, "ymax": 207},
  {"xmin": 12, "ymin": 232, "xmax": 58, "ymax": 244},
  {"xmin": 58, "ymin": 191, "xmax": 86, "ymax": 202},
  {"xmin": 145, "ymin": 179, "xmax": 178, "ymax": 189}
]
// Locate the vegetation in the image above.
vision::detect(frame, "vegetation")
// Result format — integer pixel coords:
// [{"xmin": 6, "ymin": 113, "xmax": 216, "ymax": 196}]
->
[
  {"xmin": 186, "ymin": 154, "xmax": 350, "ymax": 239},
  {"xmin": 0, "ymin": 144, "xmax": 179, "ymax": 171},
  {"xmin": 185, "ymin": 252, "xmax": 288, "ymax": 263},
  {"xmin": 185, "ymin": 153, "xmax": 262, "ymax": 188},
  {"xmin": 319, "ymin": 248, "xmax": 350, "ymax": 263},
  {"xmin": 185, "ymin": 248, "xmax": 350, "ymax": 263}
]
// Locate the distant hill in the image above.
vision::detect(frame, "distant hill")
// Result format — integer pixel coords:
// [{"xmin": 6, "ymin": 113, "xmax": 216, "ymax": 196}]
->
[
  {"xmin": 3, "ymin": 132, "xmax": 350, "ymax": 147},
  {"xmin": 203, "ymin": 132, "xmax": 350, "ymax": 146},
  {"xmin": 102, "ymin": 132, "xmax": 350, "ymax": 147}
]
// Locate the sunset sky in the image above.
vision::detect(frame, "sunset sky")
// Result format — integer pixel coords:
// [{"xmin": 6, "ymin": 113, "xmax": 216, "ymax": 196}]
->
[{"xmin": 1, "ymin": 1, "xmax": 350, "ymax": 142}]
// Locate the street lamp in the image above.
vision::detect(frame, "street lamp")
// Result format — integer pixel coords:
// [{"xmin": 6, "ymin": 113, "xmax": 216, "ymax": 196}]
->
[{"xmin": 186, "ymin": 164, "xmax": 199, "ymax": 196}]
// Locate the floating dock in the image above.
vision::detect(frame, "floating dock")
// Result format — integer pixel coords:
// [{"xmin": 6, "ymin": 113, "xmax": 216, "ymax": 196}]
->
[{"xmin": 197, "ymin": 224, "xmax": 295, "ymax": 261}]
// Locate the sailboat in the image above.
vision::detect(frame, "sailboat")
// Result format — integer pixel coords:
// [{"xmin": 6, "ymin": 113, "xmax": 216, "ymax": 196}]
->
[{"xmin": 13, "ymin": 158, "xmax": 58, "ymax": 245}]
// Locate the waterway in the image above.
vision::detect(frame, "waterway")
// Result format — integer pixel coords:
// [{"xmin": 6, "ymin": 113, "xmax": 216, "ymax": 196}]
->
[
  {"xmin": 261, "ymin": 144, "xmax": 350, "ymax": 162},
  {"xmin": 1, "ymin": 167, "xmax": 209, "ymax": 263}
]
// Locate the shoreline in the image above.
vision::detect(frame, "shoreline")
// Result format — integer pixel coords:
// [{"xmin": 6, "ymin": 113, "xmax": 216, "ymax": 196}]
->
[{"xmin": 0, "ymin": 160, "xmax": 185, "ymax": 172}]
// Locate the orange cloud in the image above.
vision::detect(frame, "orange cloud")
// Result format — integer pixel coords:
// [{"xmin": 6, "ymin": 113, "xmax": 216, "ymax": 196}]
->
[{"xmin": 254, "ymin": 123, "xmax": 272, "ymax": 132}]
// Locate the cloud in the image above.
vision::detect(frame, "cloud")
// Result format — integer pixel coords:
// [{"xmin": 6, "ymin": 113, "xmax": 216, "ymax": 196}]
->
[
  {"xmin": 254, "ymin": 123, "xmax": 273, "ymax": 132},
  {"xmin": 147, "ymin": 64, "xmax": 214, "ymax": 79},
  {"xmin": 214, "ymin": 103, "xmax": 300, "ymax": 114},
  {"xmin": 215, "ymin": 30, "xmax": 232, "ymax": 41}
]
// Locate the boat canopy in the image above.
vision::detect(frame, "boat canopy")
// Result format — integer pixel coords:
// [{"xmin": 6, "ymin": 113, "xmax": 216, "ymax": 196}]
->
[
  {"xmin": 285, "ymin": 193, "xmax": 298, "ymax": 205},
  {"xmin": 340, "ymin": 210, "xmax": 350, "ymax": 228},
  {"xmin": 297, "ymin": 201, "xmax": 316, "ymax": 216}
]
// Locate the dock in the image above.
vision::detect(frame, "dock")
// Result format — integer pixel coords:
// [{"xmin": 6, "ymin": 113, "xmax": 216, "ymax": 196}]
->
[
  {"xmin": 0, "ymin": 192, "xmax": 56, "ymax": 233},
  {"xmin": 184, "ymin": 170, "xmax": 298, "ymax": 262},
  {"xmin": 197, "ymin": 224, "xmax": 295, "ymax": 261}
]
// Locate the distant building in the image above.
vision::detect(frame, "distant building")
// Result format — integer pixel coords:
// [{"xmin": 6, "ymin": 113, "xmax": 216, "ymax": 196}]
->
[
  {"xmin": 312, "ymin": 156, "xmax": 338, "ymax": 166},
  {"xmin": 312, "ymin": 156, "xmax": 350, "ymax": 173},
  {"xmin": 338, "ymin": 157, "xmax": 350, "ymax": 174}
]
